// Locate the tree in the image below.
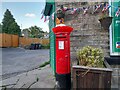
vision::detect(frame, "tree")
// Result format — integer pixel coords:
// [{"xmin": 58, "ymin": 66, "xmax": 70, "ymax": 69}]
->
[
  {"xmin": 9, "ymin": 22, "xmax": 21, "ymax": 35},
  {"xmin": 0, "ymin": 23, "xmax": 2, "ymax": 33},
  {"xmin": 21, "ymin": 26, "xmax": 45, "ymax": 38},
  {"xmin": 2, "ymin": 9, "xmax": 21, "ymax": 35},
  {"xmin": 29, "ymin": 26, "xmax": 44, "ymax": 38}
]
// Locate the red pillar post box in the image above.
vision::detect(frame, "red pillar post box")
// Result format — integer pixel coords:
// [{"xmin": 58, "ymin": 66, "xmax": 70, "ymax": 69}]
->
[{"xmin": 52, "ymin": 25, "xmax": 73, "ymax": 89}]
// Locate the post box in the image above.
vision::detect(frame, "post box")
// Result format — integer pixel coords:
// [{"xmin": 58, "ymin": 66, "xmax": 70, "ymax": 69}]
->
[{"xmin": 52, "ymin": 25, "xmax": 73, "ymax": 89}]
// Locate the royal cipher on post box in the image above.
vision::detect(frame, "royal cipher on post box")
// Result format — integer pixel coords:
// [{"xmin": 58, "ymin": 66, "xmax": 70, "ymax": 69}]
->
[{"xmin": 52, "ymin": 25, "xmax": 73, "ymax": 89}]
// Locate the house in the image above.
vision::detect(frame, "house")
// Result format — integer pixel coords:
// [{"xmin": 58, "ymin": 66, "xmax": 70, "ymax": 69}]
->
[
  {"xmin": 43, "ymin": 32, "xmax": 49, "ymax": 38},
  {"xmin": 44, "ymin": 0, "xmax": 120, "ymax": 63}
]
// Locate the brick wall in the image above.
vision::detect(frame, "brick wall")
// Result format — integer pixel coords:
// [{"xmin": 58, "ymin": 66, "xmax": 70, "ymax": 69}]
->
[{"xmin": 55, "ymin": 1, "xmax": 110, "ymax": 62}]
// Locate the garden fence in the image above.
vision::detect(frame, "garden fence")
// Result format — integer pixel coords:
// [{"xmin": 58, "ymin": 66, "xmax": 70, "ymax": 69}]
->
[{"xmin": 0, "ymin": 33, "xmax": 49, "ymax": 47}]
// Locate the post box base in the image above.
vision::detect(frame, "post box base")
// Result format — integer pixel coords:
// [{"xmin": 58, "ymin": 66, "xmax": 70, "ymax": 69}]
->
[{"xmin": 55, "ymin": 73, "xmax": 71, "ymax": 90}]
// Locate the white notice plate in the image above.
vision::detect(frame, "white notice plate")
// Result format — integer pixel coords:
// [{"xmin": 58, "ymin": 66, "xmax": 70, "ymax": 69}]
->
[{"xmin": 59, "ymin": 41, "xmax": 64, "ymax": 49}]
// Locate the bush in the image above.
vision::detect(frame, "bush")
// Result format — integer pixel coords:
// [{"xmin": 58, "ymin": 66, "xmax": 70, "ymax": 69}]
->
[
  {"xmin": 77, "ymin": 46, "xmax": 104, "ymax": 68},
  {"xmin": 41, "ymin": 44, "xmax": 50, "ymax": 49}
]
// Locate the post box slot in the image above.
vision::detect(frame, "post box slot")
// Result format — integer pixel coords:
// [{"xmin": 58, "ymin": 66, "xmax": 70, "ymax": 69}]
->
[{"xmin": 56, "ymin": 36, "xmax": 66, "ymax": 38}]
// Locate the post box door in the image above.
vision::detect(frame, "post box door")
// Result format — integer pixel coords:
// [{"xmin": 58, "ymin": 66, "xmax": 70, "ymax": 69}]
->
[{"xmin": 56, "ymin": 37, "xmax": 70, "ymax": 74}]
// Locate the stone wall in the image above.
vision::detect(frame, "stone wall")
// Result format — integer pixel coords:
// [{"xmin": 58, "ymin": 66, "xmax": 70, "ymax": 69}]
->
[{"xmin": 55, "ymin": 1, "xmax": 110, "ymax": 62}]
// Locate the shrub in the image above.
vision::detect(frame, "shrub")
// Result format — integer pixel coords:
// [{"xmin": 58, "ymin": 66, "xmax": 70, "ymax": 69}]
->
[
  {"xmin": 41, "ymin": 44, "xmax": 50, "ymax": 49},
  {"xmin": 77, "ymin": 46, "xmax": 104, "ymax": 68}
]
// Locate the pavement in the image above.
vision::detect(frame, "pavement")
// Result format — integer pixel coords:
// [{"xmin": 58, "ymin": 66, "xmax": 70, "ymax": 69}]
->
[
  {"xmin": 1, "ymin": 48, "xmax": 56, "ymax": 89},
  {"xmin": 1, "ymin": 65, "xmax": 56, "ymax": 89}
]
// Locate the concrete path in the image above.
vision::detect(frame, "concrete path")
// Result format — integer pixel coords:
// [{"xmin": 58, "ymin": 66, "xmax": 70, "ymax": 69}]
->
[{"xmin": 2, "ymin": 65, "xmax": 56, "ymax": 89}]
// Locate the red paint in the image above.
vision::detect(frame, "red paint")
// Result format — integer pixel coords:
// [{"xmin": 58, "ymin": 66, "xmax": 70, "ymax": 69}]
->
[{"xmin": 52, "ymin": 26, "xmax": 73, "ymax": 74}]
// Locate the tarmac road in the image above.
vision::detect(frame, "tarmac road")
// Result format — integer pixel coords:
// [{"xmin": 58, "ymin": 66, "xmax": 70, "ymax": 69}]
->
[{"xmin": 1, "ymin": 48, "xmax": 49, "ymax": 79}]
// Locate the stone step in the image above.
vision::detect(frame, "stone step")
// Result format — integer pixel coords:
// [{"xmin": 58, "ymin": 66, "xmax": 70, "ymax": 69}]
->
[{"xmin": 111, "ymin": 74, "xmax": 120, "ymax": 89}]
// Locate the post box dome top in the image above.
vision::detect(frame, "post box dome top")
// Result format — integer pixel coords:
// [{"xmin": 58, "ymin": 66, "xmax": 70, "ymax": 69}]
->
[{"xmin": 52, "ymin": 26, "xmax": 73, "ymax": 34}]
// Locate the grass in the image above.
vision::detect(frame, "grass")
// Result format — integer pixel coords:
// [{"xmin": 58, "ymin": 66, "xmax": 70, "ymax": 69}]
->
[{"xmin": 39, "ymin": 61, "xmax": 50, "ymax": 68}]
